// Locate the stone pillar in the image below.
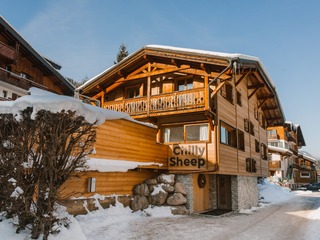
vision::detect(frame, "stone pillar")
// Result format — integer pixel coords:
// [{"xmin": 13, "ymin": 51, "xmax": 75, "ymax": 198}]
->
[
  {"xmin": 231, "ymin": 176, "xmax": 259, "ymax": 211},
  {"xmin": 176, "ymin": 174, "xmax": 194, "ymax": 213},
  {"xmin": 209, "ymin": 174, "xmax": 217, "ymax": 209}
]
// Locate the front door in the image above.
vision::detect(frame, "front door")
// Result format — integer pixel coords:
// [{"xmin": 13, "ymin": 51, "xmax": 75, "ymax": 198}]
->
[
  {"xmin": 217, "ymin": 175, "xmax": 232, "ymax": 210},
  {"xmin": 193, "ymin": 173, "xmax": 210, "ymax": 212}
]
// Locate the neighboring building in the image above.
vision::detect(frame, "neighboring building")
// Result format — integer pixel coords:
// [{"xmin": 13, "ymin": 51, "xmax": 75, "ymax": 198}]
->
[
  {"xmin": 0, "ymin": 16, "xmax": 74, "ymax": 100},
  {"xmin": 77, "ymin": 45, "xmax": 285, "ymax": 213},
  {"xmin": 267, "ymin": 121, "xmax": 317, "ymax": 188}
]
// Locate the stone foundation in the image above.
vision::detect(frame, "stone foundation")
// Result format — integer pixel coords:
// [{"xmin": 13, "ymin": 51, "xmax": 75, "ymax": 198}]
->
[{"xmin": 231, "ymin": 175, "xmax": 259, "ymax": 210}]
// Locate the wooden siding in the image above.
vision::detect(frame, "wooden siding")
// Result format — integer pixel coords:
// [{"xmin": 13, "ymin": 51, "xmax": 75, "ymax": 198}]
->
[
  {"xmin": 93, "ymin": 119, "xmax": 168, "ymax": 165},
  {"xmin": 217, "ymin": 74, "xmax": 269, "ymax": 177},
  {"xmin": 60, "ymin": 171, "xmax": 160, "ymax": 198}
]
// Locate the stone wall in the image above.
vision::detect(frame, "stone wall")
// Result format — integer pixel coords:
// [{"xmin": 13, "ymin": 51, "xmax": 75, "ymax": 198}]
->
[
  {"xmin": 176, "ymin": 174, "xmax": 193, "ymax": 212},
  {"xmin": 131, "ymin": 174, "xmax": 190, "ymax": 215},
  {"xmin": 209, "ymin": 174, "xmax": 217, "ymax": 210},
  {"xmin": 231, "ymin": 175, "xmax": 259, "ymax": 211}
]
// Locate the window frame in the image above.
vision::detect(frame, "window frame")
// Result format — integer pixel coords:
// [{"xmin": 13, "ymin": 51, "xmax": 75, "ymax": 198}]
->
[
  {"xmin": 163, "ymin": 123, "xmax": 210, "ymax": 144},
  {"xmin": 125, "ymin": 85, "xmax": 141, "ymax": 99}
]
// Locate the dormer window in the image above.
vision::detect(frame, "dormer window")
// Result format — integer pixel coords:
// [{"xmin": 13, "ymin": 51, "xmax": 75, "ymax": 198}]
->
[
  {"xmin": 126, "ymin": 85, "xmax": 141, "ymax": 99},
  {"xmin": 177, "ymin": 79, "xmax": 193, "ymax": 91}
]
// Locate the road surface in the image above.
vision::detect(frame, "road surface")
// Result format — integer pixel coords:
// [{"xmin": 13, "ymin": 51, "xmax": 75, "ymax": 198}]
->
[{"xmin": 127, "ymin": 191, "xmax": 320, "ymax": 240}]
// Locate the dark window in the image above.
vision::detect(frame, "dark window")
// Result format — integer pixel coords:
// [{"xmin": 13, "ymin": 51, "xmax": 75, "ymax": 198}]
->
[
  {"xmin": 237, "ymin": 91, "xmax": 242, "ymax": 106},
  {"xmin": 3, "ymin": 90, "xmax": 7, "ymax": 98},
  {"xmin": 261, "ymin": 143, "xmax": 267, "ymax": 160},
  {"xmin": 246, "ymin": 158, "xmax": 257, "ymax": 173},
  {"xmin": 255, "ymin": 139, "xmax": 260, "ymax": 153},
  {"xmin": 221, "ymin": 83, "xmax": 233, "ymax": 104},
  {"xmin": 126, "ymin": 85, "xmax": 140, "ymax": 98},
  {"xmin": 220, "ymin": 122, "xmax": 237, "ymax": 148},
  {"xmin": 237, "ymin": 130, "xmax": 245, "ymax": 151}
]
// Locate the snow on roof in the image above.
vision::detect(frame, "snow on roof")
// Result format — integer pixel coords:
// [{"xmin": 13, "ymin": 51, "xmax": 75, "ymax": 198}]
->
[
  {"xmin": 268, "ymin": 145, "xmax": 293, "ymax": 156},
  {"xmin": 77, "ymin": 44, "xmax": 276, "ymax": 91},
  {"xmin": 0, "ymin": 87, "xmax": 144, "ymax": 126},
  {"xmin": 83, "ymin": 158, "xmax": 163, "ymax": 172}
]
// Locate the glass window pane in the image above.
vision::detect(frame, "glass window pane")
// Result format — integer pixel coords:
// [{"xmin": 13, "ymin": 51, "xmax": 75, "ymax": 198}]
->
[
  {"xmin": 164, "ymin": 126, "xmax": 184, "ymax": 143},
  {"xmin": 186, "ymin": 124, "xmax": 208, "ymax": 141}
]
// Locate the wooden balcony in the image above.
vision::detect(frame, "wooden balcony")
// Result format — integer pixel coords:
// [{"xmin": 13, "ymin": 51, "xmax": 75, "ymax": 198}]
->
[
  {"xmin": 103, "ymin": 88, "xmax": 206, "ymax": 118},
  {"xmin": 269, "ymin": 161, "xmax": 281, "ymax": 169},
  {"xmin": 0, "ymin": 67, "xmax": 46, "ymax": 91}
]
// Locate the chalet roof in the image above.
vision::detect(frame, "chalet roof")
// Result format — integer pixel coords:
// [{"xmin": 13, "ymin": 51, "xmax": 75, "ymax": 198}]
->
[
  {"xmin": 299, "ymin": 152, "xmax": 317, "ymax": 164},
  {"xmin": 285, "ymin": 121, "xmax": 306, "ymax": 147},
  {"xmin": 78, "ymin": 44, "xmax": 285, "ymax": 126},
  {"xmin": 0, "ymin": 16, "xmax": 74, "ymax": 95}
]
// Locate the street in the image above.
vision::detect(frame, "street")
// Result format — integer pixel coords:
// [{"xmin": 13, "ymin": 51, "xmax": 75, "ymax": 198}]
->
[{"xmin": 125, "ymin": 191, "xmax": 320, "ymax": 240}]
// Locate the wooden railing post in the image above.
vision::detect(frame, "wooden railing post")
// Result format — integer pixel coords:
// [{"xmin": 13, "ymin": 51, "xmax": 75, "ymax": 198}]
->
[{"xmin": 147, "ymin": 63, "xmax": 151, "ymax": 117}]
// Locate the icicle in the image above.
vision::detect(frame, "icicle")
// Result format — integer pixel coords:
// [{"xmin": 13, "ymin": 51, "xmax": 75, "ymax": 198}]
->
[{"xmin": 233, "ymin": 61, "xmax": 238, "ymax": 75}]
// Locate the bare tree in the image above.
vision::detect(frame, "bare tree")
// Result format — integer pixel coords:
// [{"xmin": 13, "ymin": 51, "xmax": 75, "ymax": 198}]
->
[{"xmin": 0, "ymin": 108, "xmax": 96, "ymax": 239}]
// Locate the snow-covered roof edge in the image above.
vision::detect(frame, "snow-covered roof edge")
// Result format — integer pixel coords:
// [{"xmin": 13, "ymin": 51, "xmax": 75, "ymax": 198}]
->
[
  {"xmin": 268, "ymin": 145, "xmax": 293, "ymax": 156},
  {"xmin": 77, "ymin": 44, "xmax": 275, "ymax": 90},
  {"xmin": 0, "ymin": 87, "xmax": 156, "ymax": 128}
]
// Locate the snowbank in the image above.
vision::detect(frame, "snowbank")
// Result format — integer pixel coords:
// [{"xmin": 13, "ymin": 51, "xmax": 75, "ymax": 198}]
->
[
  {"xmin": 258, "ymin": 178, "xmax": 293, "ymax": 204},
  {"xmin": 0, "ymin": 87, "xmax": 131, "ymax": 125}
]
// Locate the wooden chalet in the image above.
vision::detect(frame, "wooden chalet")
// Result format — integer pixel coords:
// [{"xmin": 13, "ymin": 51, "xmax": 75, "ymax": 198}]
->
[
  {"xmin": 0, "ymin": 16, "xmax": 74, "ymax": 100},
  {"xmin": 267, "ymin": 122, "xmax": 317, "ymax": 188},
  {"xmin": 77, "ymin": 45, "xmax": 285, "ymax": 213}
]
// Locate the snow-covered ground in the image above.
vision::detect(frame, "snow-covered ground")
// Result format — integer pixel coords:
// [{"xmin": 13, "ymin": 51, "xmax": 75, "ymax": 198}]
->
[{"xmin": 1, "ymin": 179, "xmax": 319, "ymax": 240}]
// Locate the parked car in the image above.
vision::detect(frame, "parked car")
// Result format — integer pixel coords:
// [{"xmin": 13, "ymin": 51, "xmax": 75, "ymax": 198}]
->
[{"xmin": 305, "ymin": 183, "xmax": 320, "ymax": 191}]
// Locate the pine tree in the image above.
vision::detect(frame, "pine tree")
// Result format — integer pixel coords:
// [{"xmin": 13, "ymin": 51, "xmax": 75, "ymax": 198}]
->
[{"xmin": 114, "ymin": 43, "xmax": 129, "ymax": 64}]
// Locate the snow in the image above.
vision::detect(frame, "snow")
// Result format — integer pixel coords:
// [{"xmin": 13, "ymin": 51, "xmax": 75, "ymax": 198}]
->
[
  {"xmin": 0, "ymin": 87, "xmax": 130, "ymax": 125},
  {"xmin": 2, "ymin": 178, "xmax": 316, "ymax": 239},
  {"xmin": 83, "ymin": 158, "xmax": 163, "ymax": 172}
]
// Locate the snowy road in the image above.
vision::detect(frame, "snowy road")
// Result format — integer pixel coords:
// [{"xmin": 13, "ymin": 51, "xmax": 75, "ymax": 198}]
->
[{"xmin": 124, "ymin": 191, "xmax": 320, "ymax": 240}]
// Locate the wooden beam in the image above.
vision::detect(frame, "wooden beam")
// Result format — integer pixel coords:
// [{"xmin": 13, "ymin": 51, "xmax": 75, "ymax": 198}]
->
[
  {"xmin": 248, "ymin": 83, "xmax": 265, "ymax": 89},
  {"xmin": 179, "ymin": 68, "xmax": 231, "ymax": 80},
  {"xmin": 262, "ymin": 105, "xmax": 278, "ymax": 111},
  {"xmin": 235, "ymin": 72, "xmax": 250, "ymax": 86},
  {"xmin": 210, "ymin": 80, "xmax": 227, "ymax": 97},
  {"xmin": 248, "ymin": 87, "xmax": 261, "ymax": 99},
  {"xmin": 258, "ymin": 95, "xmax": 274, "ymax": 100},
  {"xmin": 258, "ymin": 98, "xmax": 268, "ymax": 108}
]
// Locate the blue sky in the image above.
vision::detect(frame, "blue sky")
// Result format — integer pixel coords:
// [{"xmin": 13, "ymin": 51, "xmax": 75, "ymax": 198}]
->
[{"xmin": 2, "ymin": 0, "xmax": 320, "ymax": 157}]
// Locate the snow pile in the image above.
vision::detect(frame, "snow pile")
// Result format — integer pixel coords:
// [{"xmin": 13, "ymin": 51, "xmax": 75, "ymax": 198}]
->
[
  {"xmin": 83, "ymin": 158, "xmax": 163, "ymax": 172},
  {"xmin": 0, "ymin": 178, "xmax": 301, "ymax": 239},
  {"xmin": 258, "ymin": 178, "xmax": 293, "ymax": 204},
  {"xmin": 0, "ymin": 87, "xmax": 131, "ymax": 125}
]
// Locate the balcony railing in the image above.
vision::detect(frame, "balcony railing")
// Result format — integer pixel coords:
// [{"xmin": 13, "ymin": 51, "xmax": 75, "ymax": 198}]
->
[
  {"xmin": 103, "ymin": 88, "xmax": 206, "ymax": 116},
  {"xmin": 0, "ymin": 67, "xmax": 46, "ymax": 91}
]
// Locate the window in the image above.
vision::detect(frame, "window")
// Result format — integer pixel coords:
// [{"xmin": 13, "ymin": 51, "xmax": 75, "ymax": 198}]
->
[
  {"xmin": 236, "ymin": 91, "xmax": 242, "ymax": 106},
  {"xmin": 3, "ymin": 90, "xmax": 7, "ymax": 98},
  {"xmin": 270, "ymin": 141, "xmax": 279, "ymax": 147},
  {"xmin": 261, "ymin": 143, "xmax": 267, "ymax": 160},
  {"xmin": 177, "ymin": 79, "xmax": 193, "ymax": 91},
  {"xmin": 12, "ymin": 93, "xmax": 18, "ymax": 100},
  {"xmin": 246, "ymin": 158, "xmax": 257, "ymax": 173},
  {"xmin": 244, "ymin": 118, "xmax": 254, "ymax": 135},
  {"xmin": 300, "ymin": 172, "xmax": 310, "ymax": 178},
  {"xmin": 221, "ymin": 83, "xmax": 233, "ymax": 104},
  {"xmin": 237, "ymin": 130, "xmax": 245, "ymax": 151},
  {"xmin": 255, "ymin": 139, "xmax": 260, "ymax": 153},
  {"xmin": 163, "ymin": 123, "xmax": 209, "ymax": 143},
  {"xmin": 220, "ymin": 122, "xmax": 237, "ymax": 148},
  {"xmin": 249, "ymin": 121, "xmax": 255, "ymax": 136},
  {"xmin": 126, "ymin": 85, "xmax": 140, "ymax": 98}
]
